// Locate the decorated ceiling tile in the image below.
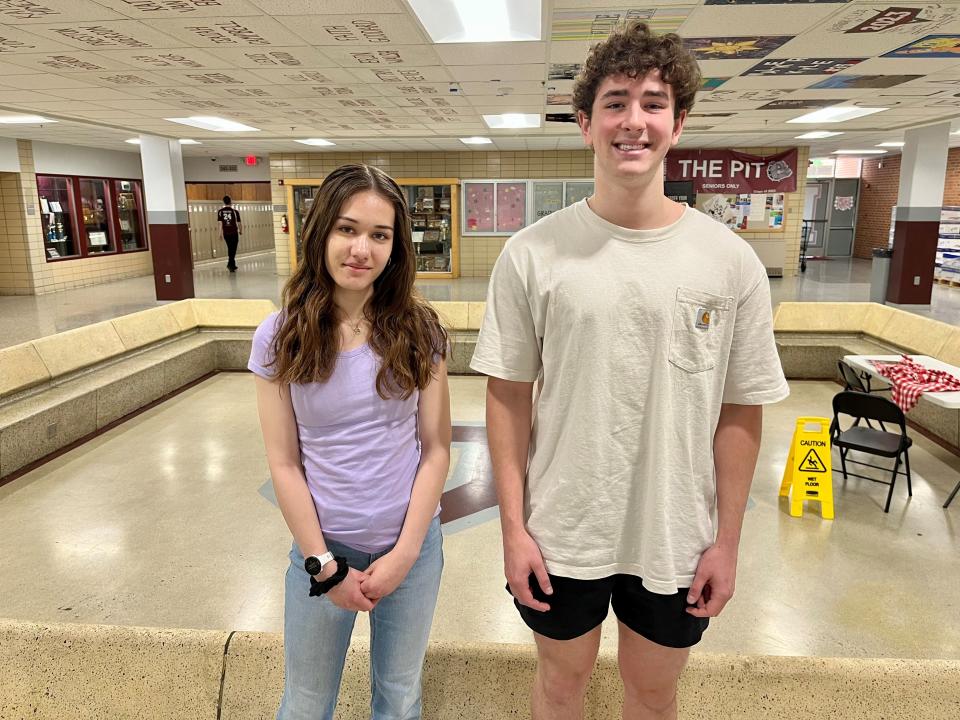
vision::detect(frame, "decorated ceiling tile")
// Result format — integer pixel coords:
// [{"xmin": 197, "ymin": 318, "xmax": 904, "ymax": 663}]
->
[
  {"xmin": 146, "ymin": 16, "xmax": 303, "ymax": 47},
  {"xmin": 0, "ymin": 22, "xmax": 80, "ymax": 52},
  {"xmin": 884, "ymin": 34, "xmax": 960, "ymax": 57},
  {"xmin": 548, "ymin": 63, "xmax": 581, "ymax": 80},
  {"xmin": 757, "ymin": 97, "xmax": 845, "ymax": 110},
  {"xmin": 743, "ymin": 57, "xmax": 866, "ymax": 75},
  {"xmin": 94, "ymin": 47, "xmax": 229, "ymax": 72},
  {"xmin": 198, "ymin": 45, "xmax": 338, "ymax": 70},
  {"xmin": 94, "ymin": 0, "xmax": 264, "ymax": 19},
  {"xmin": 808, "ymin": 73, "xmax": 924, "ymax": 89},
  {"xmin": 701, "ymin": 78, "xmax": 730, "ymax": 90},
  {"xmin": 350, "ymin": 66, "xmax": 453, "ymax": 84},
  {"xmin": 0, "ymin": 49, "xmax": 138, "ymax": 72},
  {"xmin": 0, "ymin": 0, "xmax": 124, "ymax": 24},
  {"xmin": 685, "ymin": 36, "xmax": 793, "ymax": 59},
  {"xmin": 244, "ymin": 67, "xmax": 360, "ymax": 85},
  {"xmin": 786, "ymin": 3, "xmax": 960, "ymax": 57},
  {"xmin": 551, "ymin": 6, "xmax": 693, "ymax": 40},
  {"xmin": 703, "ymin": 0, "xmax": 850, "ymax": 4},
  {"xmin": 319, "ymin": 44, "xmax": 442, "ymax": 68},
  {"xmin": 23, "ymin": 20, "xmax": 184, "ymax": 50},
  {"xmin": 276, "ymin": 14, "xmax": 426, "ymax": 46},
  {"xmin": 435, "ymin": 43, "xmax": 546, "ymax": 67},
  {"xmin": 375, "ymin": 82, "xmax": 461, "ymax": 98},
  {"xmin": 248, "ymin": 0, "xmax": 406, "ymax": 13}
]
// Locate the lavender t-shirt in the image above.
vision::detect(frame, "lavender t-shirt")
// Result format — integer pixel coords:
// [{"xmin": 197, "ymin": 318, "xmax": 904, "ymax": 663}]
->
[{"xmin": 248, "ymin": 312, "xmax": 428, "ymax": 552}]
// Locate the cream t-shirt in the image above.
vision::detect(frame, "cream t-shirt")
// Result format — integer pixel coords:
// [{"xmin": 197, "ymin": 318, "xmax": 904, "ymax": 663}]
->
[{"xmin": 471, "ymin": 200, "xmax": 789, "ymax": 594}]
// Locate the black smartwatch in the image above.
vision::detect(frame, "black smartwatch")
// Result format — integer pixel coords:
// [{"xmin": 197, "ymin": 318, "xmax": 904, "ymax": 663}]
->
[
  {"xmin": 304, "ymin": 551, "xmax": 334, "ymax": 577},
  {"xmin": 309, "ymin": 556, "xmax": 349, "ymax": 597}
]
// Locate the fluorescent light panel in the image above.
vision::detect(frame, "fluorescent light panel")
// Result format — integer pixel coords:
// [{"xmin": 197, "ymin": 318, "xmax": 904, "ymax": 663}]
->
[
  {"xmin": 795, "ymin": 131, "xmax": 843, "ymax": 139},
  {"xmin": 165, "ymin": 116, "xmax": 259, "ymax": 132},
  {"xmin": 126, "ymin": 138, "xmax": 200, "ymax": 145},
  {"xmin": 0, "ymin": 114, "xmax": 54, "ymax": 124},
  {"xmin": 787, "ymin": 106, "xmax": 887, "ymax": 124},
  {"xmin": 877, "ymin": 142, "xmax": 904, "ymax": 148},
  {"xmin": 408, "ymin": 0, "xmax": 541, "ymax": 42},
  {"xmin": 483, "ymin": 113, "xmax": 540, "ymax": 129},
  {"xmin": 833, "ymin": 149, "xmax": 887, "ymax": 155},
  {"xmin": 295, "ymin": 138, "xmax": 335, "ymax": 146},
  {"xmin": 460, "ymin": 136, "xmax": 492, "ymax": 145}
]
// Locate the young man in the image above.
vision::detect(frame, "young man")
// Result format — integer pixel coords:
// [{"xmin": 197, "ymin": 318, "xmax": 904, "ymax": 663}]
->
[
  {"xmin": 470, "ymin": 21, "xmax": 788, "ymax": 720},
  {"xmin": 216, "ymin": 195, "xmax": 243, "ymax": 272}
]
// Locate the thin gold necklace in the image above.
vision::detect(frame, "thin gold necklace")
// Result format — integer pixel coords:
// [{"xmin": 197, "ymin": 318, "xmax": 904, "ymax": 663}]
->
[{"xmin": 343, "ymin": 316, "xmax": 365, "ymax": 335}]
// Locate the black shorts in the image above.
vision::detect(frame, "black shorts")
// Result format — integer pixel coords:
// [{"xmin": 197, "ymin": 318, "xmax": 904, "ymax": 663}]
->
[{"xmin": 508, "ymin": 573, "xmax": 709, "ymax": 648}]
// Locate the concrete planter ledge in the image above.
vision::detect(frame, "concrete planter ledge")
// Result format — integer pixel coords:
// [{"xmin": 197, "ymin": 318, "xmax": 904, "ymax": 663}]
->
[{"xmin": 2, "ymin": 619, "xmax": 958, "ymax": 720}]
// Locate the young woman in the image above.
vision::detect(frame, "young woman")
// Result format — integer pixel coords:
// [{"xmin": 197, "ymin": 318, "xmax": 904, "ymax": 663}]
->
[{"xmin": 248, "ymin": 164, "xmax": 451, "ymax": 720}]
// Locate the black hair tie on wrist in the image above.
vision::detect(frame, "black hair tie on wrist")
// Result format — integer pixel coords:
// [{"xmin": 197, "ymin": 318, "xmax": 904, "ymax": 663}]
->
[{"xmin": 309, "ymin": 556, "xmax": 349, "ymax": 596}]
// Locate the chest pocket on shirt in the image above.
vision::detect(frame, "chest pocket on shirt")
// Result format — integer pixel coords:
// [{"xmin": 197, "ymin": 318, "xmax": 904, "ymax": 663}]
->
[{"xmin": 668, "ymin": 287, "xmax": 733, "ymax": 374}]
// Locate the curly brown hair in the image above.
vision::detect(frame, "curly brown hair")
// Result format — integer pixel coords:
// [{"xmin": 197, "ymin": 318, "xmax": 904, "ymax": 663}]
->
[
  {"xmin": 269, "ymin": 164, "xmax": 446, "ymax": 400},
  {"xmin": 572, "ymin": 20, "xmax": 701, "ymax": 120}
]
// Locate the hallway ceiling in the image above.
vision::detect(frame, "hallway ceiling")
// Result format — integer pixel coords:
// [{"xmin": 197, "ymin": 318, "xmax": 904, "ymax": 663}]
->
[{"xmin": 0, "ymin": 1, "xmax": 959, "ymax": 158}]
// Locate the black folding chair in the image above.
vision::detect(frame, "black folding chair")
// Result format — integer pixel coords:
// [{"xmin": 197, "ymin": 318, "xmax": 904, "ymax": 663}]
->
[
  {"xmin": 830, "ymin": 391, "xmax": 913, "ymax": 513},
  {"xmin": 837, "ymin": 359, "xmax": 891, "ymax": 395}
]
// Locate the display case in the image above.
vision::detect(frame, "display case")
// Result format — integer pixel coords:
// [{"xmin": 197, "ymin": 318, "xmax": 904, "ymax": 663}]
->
[
  {"xmin": 285, "ymin": 177, "xmax": 460, "ymax": 278},
  {"xmin": 113, "ymin": 179, "xmax": 146, "ymax": 251},
  {"xmin": 37, "ymin": 175, "xmax": 78, "ymax": 260},
  {"xmin": 36, "ymin": 174, "xmax": 148, "ymax": 262},
  {"xmin": 79, "ymin": 178, "xmax": 113, "ymax": 254}
]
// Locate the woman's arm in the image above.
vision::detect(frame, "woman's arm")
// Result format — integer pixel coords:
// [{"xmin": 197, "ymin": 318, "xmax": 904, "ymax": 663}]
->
[
  {"xmin": 254, "ymin": 375, "xmax": 374, "ymax": 610},
  {"xmin": 360, "ymin": 358, "xmax": 452, "ymax": 599}
]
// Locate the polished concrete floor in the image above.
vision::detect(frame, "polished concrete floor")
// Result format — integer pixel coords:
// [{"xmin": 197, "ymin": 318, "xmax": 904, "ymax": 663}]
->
[
  {"xmin": 3, "ymin": 251, "xmax": 960, "ymax": 349},
  {"xmin": 1, "ymin": 373, "xmax": 958, "ymax": 660}
]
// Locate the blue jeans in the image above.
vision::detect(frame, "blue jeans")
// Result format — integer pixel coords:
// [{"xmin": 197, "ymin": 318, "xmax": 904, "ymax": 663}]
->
[{"xmin": 277, "ymin": 517, "xmax": 443, "ymax": 720}]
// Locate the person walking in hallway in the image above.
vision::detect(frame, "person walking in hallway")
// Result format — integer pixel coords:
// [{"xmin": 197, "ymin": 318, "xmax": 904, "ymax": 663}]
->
[
  {"xmin": 249, "ymin": 164, "xmax": 451, "ymax": 720},
  {"xmin": 217, "ymin": 195, "xmax": 243, "ymax": 272},
  {"xmin": 471, "ymin": 21, "xmax": 789, "ymax": 720}
]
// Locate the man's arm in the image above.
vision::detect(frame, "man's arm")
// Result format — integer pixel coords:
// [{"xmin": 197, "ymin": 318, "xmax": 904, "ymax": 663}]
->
[
  {"xmin": 686, "ymin": 402, "xmax": 762, "ymax": 618},
  {"xmin": 486, "ymin": 377, "xmax": 552, "ymax": 611}
]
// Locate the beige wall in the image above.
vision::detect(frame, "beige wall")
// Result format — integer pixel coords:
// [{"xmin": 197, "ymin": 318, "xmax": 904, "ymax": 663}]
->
[
  {"xmin": 269, "ymin": 147, "xmax": 807, "ymax": 279},
  {"xmin": 0, "ymin": 140, "xmax": 154, "ymax": 296}
]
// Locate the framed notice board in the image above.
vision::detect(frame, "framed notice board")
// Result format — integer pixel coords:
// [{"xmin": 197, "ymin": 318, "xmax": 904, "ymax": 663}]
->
[{"xmin": 695, "ymin": 192, "xmax": 785, "ymax": 233}]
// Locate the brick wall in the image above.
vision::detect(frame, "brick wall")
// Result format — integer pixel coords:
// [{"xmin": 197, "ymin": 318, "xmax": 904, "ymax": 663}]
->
[{"xmin": 855, "ymin": 148, "xmax": 960, "ymax": 259}]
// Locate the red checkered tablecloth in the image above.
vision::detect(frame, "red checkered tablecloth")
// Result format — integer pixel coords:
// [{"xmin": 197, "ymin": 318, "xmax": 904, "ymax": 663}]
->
[{"xmin": 870, "ymin": 355, "xmax": 960, "ymax": 412}]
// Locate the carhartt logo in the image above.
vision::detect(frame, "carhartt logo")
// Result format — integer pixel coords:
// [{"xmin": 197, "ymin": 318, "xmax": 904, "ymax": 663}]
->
[{"xmin": 695, "ymin": 307, "xmax": 711, "ymax": 330}]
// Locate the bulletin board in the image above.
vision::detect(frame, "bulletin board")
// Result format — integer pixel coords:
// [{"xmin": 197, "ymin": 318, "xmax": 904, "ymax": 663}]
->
[{"xmin": 695, "ymin": 192, "xmax": 786, "ymax": 233}]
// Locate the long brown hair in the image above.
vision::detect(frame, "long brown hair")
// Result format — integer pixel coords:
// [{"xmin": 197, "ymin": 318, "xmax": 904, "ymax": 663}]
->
[{"xmin": 269, "ymin": 164, "xmax": 447, "ymax": 399}]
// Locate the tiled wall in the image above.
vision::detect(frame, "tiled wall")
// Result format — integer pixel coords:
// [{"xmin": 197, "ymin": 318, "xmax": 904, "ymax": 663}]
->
[
  {"xmin": 0, "ymin": 169, "xmax": 34, "ymax": 295},
  {"xmin": 0, "ymin": 140, "xmax": 154, "ymax": 296},
  {"xmin": 269, "ymin": 147, "xmax": 807, "ymax": 279}
]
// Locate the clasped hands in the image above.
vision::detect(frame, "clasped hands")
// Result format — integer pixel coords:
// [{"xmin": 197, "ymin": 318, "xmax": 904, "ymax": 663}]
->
[{"xmin": 324, "ymin": 548, "xmax": 415, "ymax": 612}]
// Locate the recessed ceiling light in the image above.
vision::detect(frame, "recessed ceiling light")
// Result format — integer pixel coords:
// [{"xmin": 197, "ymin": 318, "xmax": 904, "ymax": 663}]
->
[
  {"xmin": 833, "ymin": 149, "xmax": 887, "ymax": 155},
  {"xmin": 408, "ymin": 0, "xmax": 541, "ymax": 43},
  {"xmin": 295, "ymin": 138, "xmax": 335, "ymax": 146},
  {"xmin": 460, "ymin": 136, "xmax": 493, "ymax": 145},
  {"xmin": 787, "ymin": 106, "xmax": 887, "ymax": 124},
  {"xmin": 483, "ymin": 113, "xmax": 540, "ymax": 129},
  {"xmin": 877, "ymin": 141, "xmax": 904, "ymax": 148},
  {"xmin": 125, "ymin": 138, "xmax": 140, "ymax": 145},
  {"xmin": 165, "ymin": 116, "xmax": 259, "ymax": 132},
  {"xmin": 0, "ymin": 114, "xmax": 55, "ymax": 124},
  {"xmin": 795, "ymin": 131, "xmax": 844, "ymax": 139}
]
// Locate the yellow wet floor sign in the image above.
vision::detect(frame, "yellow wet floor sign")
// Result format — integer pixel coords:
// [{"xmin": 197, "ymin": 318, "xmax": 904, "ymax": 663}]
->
[{"xmin": 779, "ymin": 416, "xmax": 834, "ymax": 519}]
